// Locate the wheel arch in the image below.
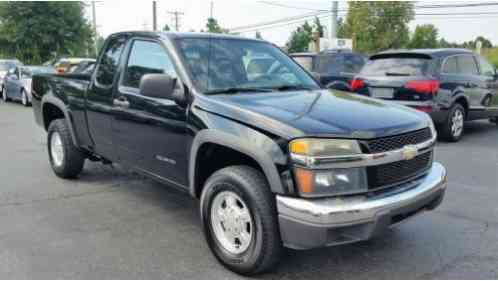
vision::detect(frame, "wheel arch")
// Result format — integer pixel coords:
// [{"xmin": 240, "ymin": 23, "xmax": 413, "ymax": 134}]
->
[
  {"xmin": 189, "ymin": 129, "xmax": 288, "ymax": 198},
  {"xmin": 41, "ymin": 94, "xmax": 79, "ymax": 147}
]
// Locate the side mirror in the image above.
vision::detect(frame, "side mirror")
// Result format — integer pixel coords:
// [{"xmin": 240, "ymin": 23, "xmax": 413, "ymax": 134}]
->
[
  {"xmin": 327, "ymin": 81, "xmax": 351, "ymax": 92},
  {"xmin": 139, "ymin": 74, "xmax": 182, "ymax": 101}
]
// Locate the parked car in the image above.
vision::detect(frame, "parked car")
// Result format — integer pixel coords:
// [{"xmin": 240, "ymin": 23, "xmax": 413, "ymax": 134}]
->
[
  {"xmin": 54, "ymin": 58, "xmax": 96, "ymax": 74},
  {"xmin": 0, "ymin": 59, "xmax": 23, "ymax": 96},
  {"xmin": 70, "ymin": 60, "xmax": 96, "ymax": 74},
  {"xmin": 2, "ymin": 66, "xmax": 55, "ymax": 106},
  {"xmin": 350, "ymin": 49, "xmax": 498, "ymax": 141},
  {"xmin": 32, "ymin": 32, "xmax": 447, "ymax": 275},
  {"xmin": 290, "ymin": 49, "xmax": 367, "ymax": 90}
]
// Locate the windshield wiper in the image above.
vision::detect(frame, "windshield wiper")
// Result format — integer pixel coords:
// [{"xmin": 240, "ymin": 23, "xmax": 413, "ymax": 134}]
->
[
  {"xmin": 385, "ymin": 72, "xmax": 411, "ymax": 76},
  {"xmin": 205, "ymin": 87, "xmax": 273, "ymax": 95},
  {"xmin": 272, "ymin": 85, "xmax": 315, "ymax": 91}
]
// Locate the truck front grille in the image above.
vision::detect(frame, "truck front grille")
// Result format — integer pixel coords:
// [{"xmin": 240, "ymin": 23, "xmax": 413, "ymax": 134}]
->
[
  {"xmin": 368, "ymin": 151, "xmax": 433, "ymax": 190},
  {"xmin": 366, "ymin": 128, "xmax": 432, "ymax": 153}
]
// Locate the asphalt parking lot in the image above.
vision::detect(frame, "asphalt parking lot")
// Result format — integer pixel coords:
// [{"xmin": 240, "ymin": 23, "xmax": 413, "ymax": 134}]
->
[{"xmin": 0, "ymin": 100, "xmax": 497, "ymax": 279}]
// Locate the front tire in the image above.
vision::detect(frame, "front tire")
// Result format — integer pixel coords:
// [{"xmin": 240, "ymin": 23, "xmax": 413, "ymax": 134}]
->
[
  {"xmin": 1, "ymin": 86, "xmax": 9, "ymax": 102},
  {"xmin": 200, "ymin": 166, "xmax": 282, "ymax": 275},
  {"xmin": 440, "ymin": 103, "xmax": 465, "ymax": 142},
  {"xmin": 47, "ymin": 119, "xmax": 85, "ymax": 178}
]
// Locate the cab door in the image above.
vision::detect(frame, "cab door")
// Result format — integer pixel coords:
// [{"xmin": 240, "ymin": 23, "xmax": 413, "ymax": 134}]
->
[
  {"xmin": 111, "ymin": 38, "xmax": 189, "ymax": 187},
  {"xmin": 85, "ymin": 35, "xmax": 127, "ymax": 160}
]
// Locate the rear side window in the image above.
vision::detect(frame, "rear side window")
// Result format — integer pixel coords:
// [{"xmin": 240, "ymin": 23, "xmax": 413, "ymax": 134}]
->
[
  {"xmin": 315, "ymin": 54, "xmax": 365, "ymax": 75},
  {"xmin": 457, "ymin": 55, "xmax": 479, "ymax": 75},
  {"xmin": 122, "ymin": 40, "xmax": 177, "ymax": 89},
  {"xmin": 477, "ymin": 56, "xmax": 495, "ymax": 76},
  {"xmin": 361, "ymin": 56, "xmax": 430, "ymax": 76},
  {"xmin": 95, "ymin": 36, "xmax": 126, "ymax": 86},
  {"xmin": 442, "ymin": 57, "xmax": 458, "ymax": 74}
]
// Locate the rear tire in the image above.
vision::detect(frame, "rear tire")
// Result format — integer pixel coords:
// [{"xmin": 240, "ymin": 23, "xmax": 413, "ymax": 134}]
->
[
  {"xmin": 200, "ymin": 166, "xmax": 282, "ymax": 275},
  {"xmin": 440, "ymin": 103, "xmax": 465, "ymax": 142},
  {"xmin": 47, "ymin": 119, "xmax": 85, "ymax": 178}
]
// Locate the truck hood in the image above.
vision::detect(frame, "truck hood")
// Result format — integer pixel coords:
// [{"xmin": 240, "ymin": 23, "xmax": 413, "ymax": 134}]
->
[{"xmin": 204, "ymin": 89, "xmax": 430, "ymax": 139}]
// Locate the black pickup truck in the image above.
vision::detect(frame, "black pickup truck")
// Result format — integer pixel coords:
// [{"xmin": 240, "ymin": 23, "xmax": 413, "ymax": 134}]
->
[{"xmin": 32, "ymin": 32, "xmax": 447, "ymax": 275}]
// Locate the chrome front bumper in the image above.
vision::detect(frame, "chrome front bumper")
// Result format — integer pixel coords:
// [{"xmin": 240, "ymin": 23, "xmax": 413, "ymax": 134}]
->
[{"xmin": 276, "ymin": 162, "xmax": 447, "ymax": 249}]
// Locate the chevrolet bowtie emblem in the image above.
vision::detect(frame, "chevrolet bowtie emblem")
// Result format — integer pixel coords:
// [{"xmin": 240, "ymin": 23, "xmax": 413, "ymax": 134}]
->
[{"xmin": 402, "ymin": 145, "xmax": 418, "ymax": 161}]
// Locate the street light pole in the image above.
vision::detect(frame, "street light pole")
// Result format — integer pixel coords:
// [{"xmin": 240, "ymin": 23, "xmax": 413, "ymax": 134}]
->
[
  {"xmin": 330, "ymin": 1, "xmax": 338, "ymax": 40},
  {"xmin": 152, "ymin": 1, "xmax": 157, "ymax": 31},
  {"xmin": 92, "ymin": 1, "xmax": 98, "ymax": 56}
]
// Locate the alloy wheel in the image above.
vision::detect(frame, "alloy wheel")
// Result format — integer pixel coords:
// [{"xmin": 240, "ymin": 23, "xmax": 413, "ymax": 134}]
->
[
  {"xmin": 210, "ymin": 191, "xmax": 253, "ymax": 255},
  {"xmin": 451, "ymin": 108, "xmax": 464, "ymax": 138},
  {"xmin": 50, "ymin": 132, "xmax": 64, "ymax": 167}
]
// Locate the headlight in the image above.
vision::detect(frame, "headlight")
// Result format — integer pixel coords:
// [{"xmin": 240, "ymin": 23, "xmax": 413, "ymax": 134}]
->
[
  {"xmin": 294, "ymin": 167, "xmax": 368, "ymax": 197},
  {"xmin": 290, "ymin": 138, "xmax": 367, "ymax": 197},
  {"xmin": 428, "ymin": 119, "xmax": 437, "ymax": 139},
  {"xmin": 289, "ymin": 138, "xmax": 362, "ymax": 164}
]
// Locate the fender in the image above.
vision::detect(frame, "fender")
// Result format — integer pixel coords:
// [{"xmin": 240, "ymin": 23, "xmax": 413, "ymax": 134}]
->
[
  {"xmin": 41, "ymin": 92, "xmax": 80, "ymax": 148},
  {"xmin": 189, "ymin": 127, "xmax": 288, "ymax": 197}
]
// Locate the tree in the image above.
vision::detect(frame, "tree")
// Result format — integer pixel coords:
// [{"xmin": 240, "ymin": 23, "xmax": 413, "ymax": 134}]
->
[
  {"xmin": 285, "ymin": 21, "xmax": 313, "ymax": 53},
  {"xmin": 163, "ymin": 24, "xmax": 171, "ymax": 31},
  {"xmin": 409, "ymin": 24, "xmax": 439, "ymax": 49},
  {"xmin": 255, "ymin": 31, "xmax": 263, "ymax": 39},
  {"xmin": 475, "ymin": 36, "xmax": 493, "ymax": 48},
  {"xmin": 205, "ymin": 17, "xmax": 228, "ymax": 33},
  {"xmin": 342, "ymin": 1, "xmax": 414, "ymax": 53},
  {"xmin": 285, "ymin": 17, "xmax": 325, "ymax": 53},
  {"xmin": 0, "ymin": 2, "xmax": 94, "ymax": 64}
]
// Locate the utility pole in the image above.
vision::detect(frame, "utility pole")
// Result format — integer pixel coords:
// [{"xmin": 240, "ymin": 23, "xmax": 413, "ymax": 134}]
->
[
  {"xmin": 167, "ymin": 11, "xmax": 185, "ymax": 31},
  {"xmin": 330, "ymin": 1, "xmax": 338, "ymax": 40},
  {"xmin": 152, "ymin": 1, "xmax": 157, "ymax": 31},
  {"xmin": 92, "ymin": 1, "xmax": 98, "ymax": 56}
]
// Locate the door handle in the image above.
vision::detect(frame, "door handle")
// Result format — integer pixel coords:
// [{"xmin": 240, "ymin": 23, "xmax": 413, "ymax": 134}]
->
[{"xmin": 113, "ymin": 97, "xmax": 130, "ymax": 108}]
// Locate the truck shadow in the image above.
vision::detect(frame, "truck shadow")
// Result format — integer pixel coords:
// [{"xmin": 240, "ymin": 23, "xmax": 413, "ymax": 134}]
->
[{"xmin": 74, "ymin": 165, "xmax": 439, "ymax": 279}]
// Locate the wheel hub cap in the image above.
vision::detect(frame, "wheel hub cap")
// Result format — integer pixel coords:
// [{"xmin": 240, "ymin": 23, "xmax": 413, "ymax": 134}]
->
[
  {"xmin": 451, "ymin": 109, "xmax": 464, "ymax": 137},
  {"xmin": 211, "ymin": 191, "xmax": 253, "ymax": 254},
  {"xmin": 50, "ymin": 132, "xmax": 64, "ymax": 167}
]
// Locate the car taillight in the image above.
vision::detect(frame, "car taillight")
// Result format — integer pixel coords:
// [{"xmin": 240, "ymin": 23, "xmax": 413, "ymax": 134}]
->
[
  {"xmin": 405, "ymin": 80, "xmax": 440, "ymax": 95},
  {"xmin": 350, "ymin": 79, "xmax": 365, "ymax": 91}
]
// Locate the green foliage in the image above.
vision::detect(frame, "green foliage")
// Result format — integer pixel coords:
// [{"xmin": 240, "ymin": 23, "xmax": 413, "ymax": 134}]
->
[
  {"xmin": 255, "ymin": 31, "xmax": 263, "ymax": 39},
  {"xmin": 285, "ymin": 21, "xmax": 313, "ymax": 53},
  {"xmin": 482, "ymin": 48, "xmax": 498, "ymax": 68},
  {"xmin": 475, "ymin": 36, "xmax": 493, "ymax": 49},
  {"xmin": 409, "ymin": 24, "xmax": 439, "ymax": 49},
  {"xmin": 342, "ymin": 1, "xmax": 414, "ymax": 53},
  {"xmin": 163, "ymin": 24, "xmax": 171, "ymax": 31},
  {"xmin": 0, "ymin": 1, "xmax": 94, "ymax": 64},
  {"xmin": 285, "ymin": 17, "xmax": 324, "ymax": 53},
  {"xmin": 205, "ymin": 17, "xmax": 228, "ymax": 33}
]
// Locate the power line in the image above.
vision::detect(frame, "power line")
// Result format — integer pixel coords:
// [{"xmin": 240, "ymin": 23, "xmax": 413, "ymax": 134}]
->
[
  {"xmin": 231, "ymin": 9, "xmax": 498, "ymax": 33},
  {"xmin": 167, "ymin": 10, "xmax": 185, "ymax": 31}
]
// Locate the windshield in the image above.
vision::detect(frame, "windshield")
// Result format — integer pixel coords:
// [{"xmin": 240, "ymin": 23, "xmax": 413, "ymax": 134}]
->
[
  {"xmin": 292, "ymin": 56, "xmax": 314, "ymax": 72},
  {"xmin": 0, "ymin": 62, "xmax": 16, "ymax": 71},
  {"xmin": 360, "ymin": 57, "xmax": 430, "ymax": 76},
  {"xmin": 316, "ymin": 53, "xmax": 366, "ymax": 75},
  {"xmin": 176, "ymin": 38, "xmax": 319, "ymax": 94}
]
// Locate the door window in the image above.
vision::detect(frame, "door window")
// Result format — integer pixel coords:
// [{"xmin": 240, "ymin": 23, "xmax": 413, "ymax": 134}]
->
[
  {"xmin": 457, "ymin": 55, "xmax": 479, "ymax": 75},
  {"xmin": 121, "ymin": 40, "xmax": 177, "ymax": 89},
  {"xmin": 477, "ymin": 56, "xmax": 496, "ymax": 77},
  {"xmin": 95, "ymin": 36, "xmax": 126, "ymax": 86},
  {"xmin": 442, "ymin": 57, "xmax": 458, "ymax": 74}
]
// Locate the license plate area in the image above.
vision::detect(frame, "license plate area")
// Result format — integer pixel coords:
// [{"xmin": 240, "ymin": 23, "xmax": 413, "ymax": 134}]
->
[{"xmin": 370, "ymin": 88, "xmax": 394, "ymax": 99}]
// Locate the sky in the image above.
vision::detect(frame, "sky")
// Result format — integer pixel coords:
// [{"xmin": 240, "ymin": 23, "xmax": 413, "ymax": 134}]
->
[{"xmin": 85, "ymin": 0, "xmax": 498, "ymax": 47}]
